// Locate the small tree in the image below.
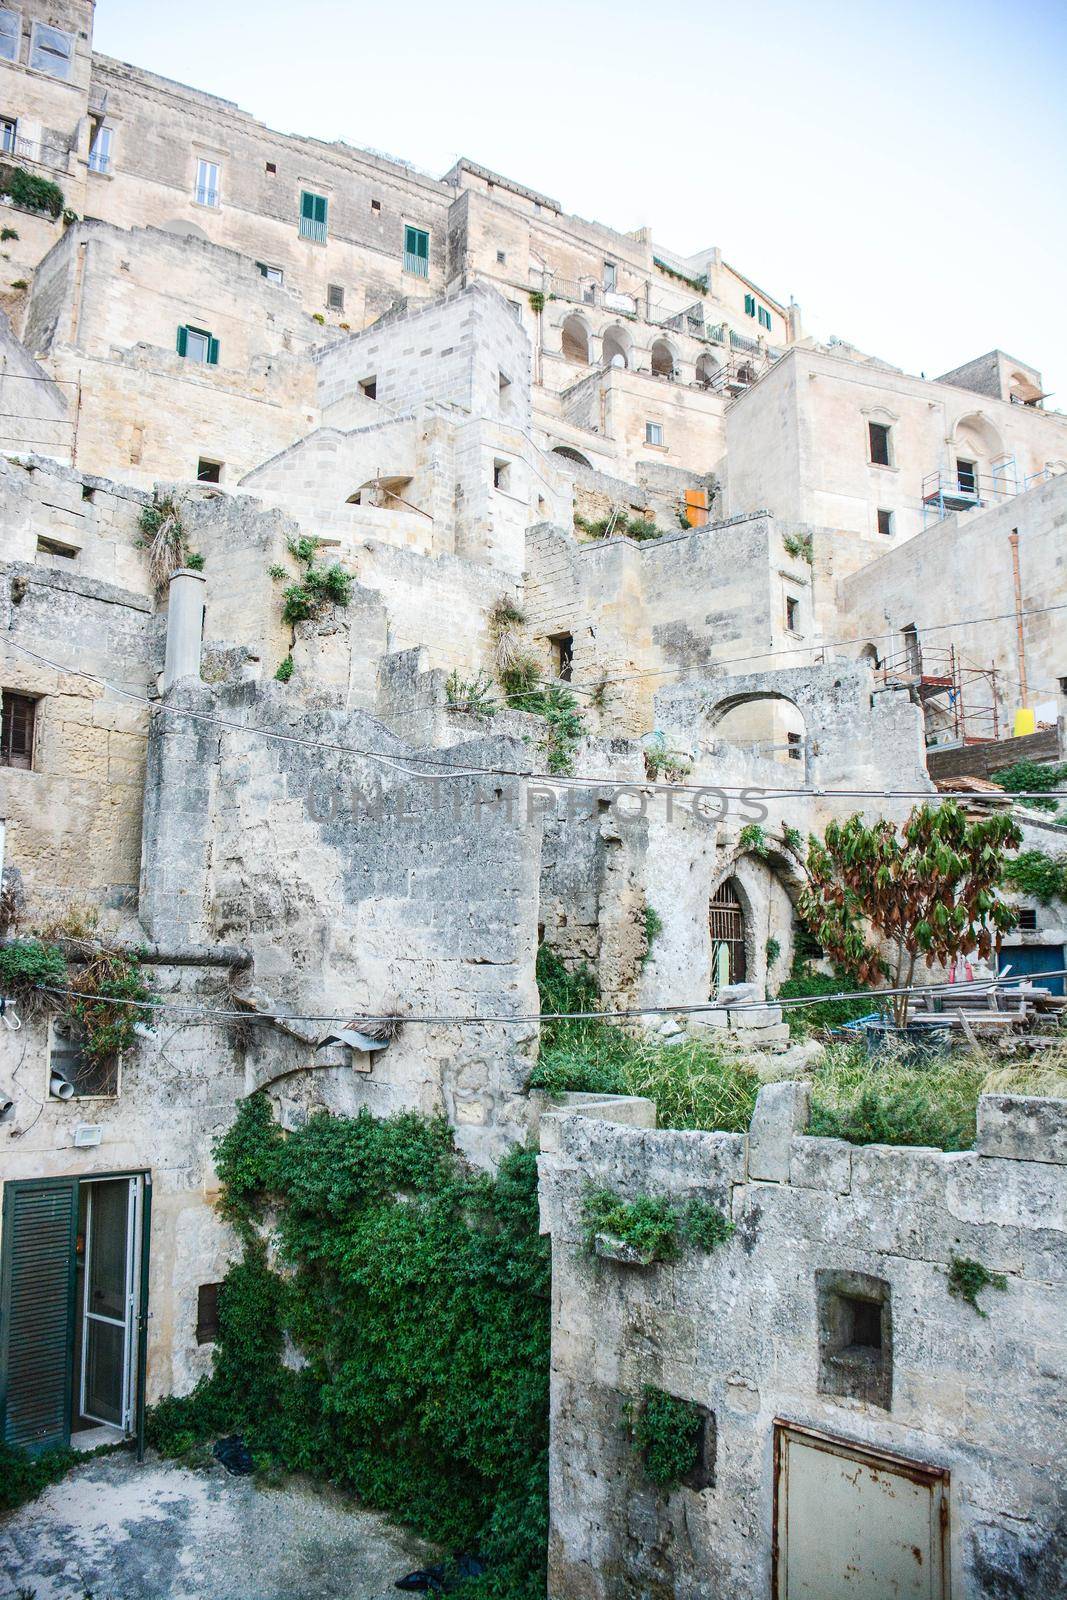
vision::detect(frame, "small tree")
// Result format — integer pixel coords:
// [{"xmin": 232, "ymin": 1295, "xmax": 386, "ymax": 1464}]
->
[{"xmin": 798, "ymin": 803, "xmax": 1021, "ymax": 1027}]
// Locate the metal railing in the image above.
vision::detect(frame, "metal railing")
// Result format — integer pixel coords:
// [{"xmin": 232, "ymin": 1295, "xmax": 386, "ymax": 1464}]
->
[
  {"xmin": 403, "ymin": 249, "xmax": 429, "ymax": 277},
  {"xmin": 920, "ymin": 456, "xmax": 1052, "ymax": 525},
  {"xmin": 88, "ymin": 147, "xmax": 110, "ymax": 175},
  {"xmin": 1, "ymin": 132, "xmax": 70, "ymax": 172},
  {"xmin": 299, "ymin": 216, "xmax": 328, "ymax": 244},
  {"xmin": 729, "ymin": 328, "xmax": 761, "ymax": 353},
  {"xmin": 195, "ymin": 185, "xmax": 219, "ymax": 208}
]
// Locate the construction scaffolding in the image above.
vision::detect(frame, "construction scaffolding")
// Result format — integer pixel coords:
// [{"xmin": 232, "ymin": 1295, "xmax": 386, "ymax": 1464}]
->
[
  {"xmin": 921, "ymin": 454, "xmax": 1052, "ymax": 526},
  {"xmin": 877, "ymin": 643, "xmax": 1000, "ymax": 746}
]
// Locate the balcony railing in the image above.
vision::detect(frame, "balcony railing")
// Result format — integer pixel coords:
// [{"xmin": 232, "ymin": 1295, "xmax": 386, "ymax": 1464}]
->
[
  {"xmin": 88, "ymin": 147, "xmax": 110, "ymax": 174},
  {"xmin": 404, "ymin": 249, "xmax": 429, "ymax": 277},
  {"xmin": 299, "ymin": 216, "xmax": 328, "ymax": 244},
  {"xmin": 195, "ymin": 185, "xmax": 219, "ymax": 208},
  {"xmin": 729, "ymin": 328, "xmax": 761, "ymax": 353},
  {"xmin": 1, "ymin": 132, "xmax": 70, "ymax": 172}
]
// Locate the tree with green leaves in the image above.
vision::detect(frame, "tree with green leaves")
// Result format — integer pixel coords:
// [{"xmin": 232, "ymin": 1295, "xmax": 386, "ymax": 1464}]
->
[{"xmin": 798, "ymin": 802, "xmax": 1021, "ymax": 1027}]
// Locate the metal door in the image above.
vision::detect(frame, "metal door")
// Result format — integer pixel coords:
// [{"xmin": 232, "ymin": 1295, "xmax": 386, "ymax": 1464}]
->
[
  {"xmin": 998, "ymin": 944, "xmax": 1065, "ymax": 997},
  {"xmin": 773, "ymin": 1421, "xmax": 948, "ymax": 1599}
]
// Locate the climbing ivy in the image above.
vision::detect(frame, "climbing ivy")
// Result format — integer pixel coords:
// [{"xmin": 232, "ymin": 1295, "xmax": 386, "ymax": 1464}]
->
[
  {"xmin": 1003, "ymin": 849, "xmax": 1067, "ymax": 905},
  {"xmin": 147, "ymin": 1099, "xmax": 551, "ymax": 1597}
]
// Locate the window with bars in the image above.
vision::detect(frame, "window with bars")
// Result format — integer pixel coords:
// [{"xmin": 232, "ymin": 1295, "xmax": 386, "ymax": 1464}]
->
[
  {"xmin": 1, "ymin": 690, "xmax": 35, "ymax": 769},
  {"xmin": 327, "ymin": 283, "xmax": 345, "ymax": 311},
  {"xmin": 403, "ymin": 224, "xmax": 429, "ymax": 277},
  {"xmin": 197, "ymin": 1282, "xmax": 222, "ymax": 1344},
  {"xmin": 710, "ymin": 879, "xmax": 747, "ymax": 986},
  {"xmin": 195, "ymin": 158, "xmax": 220, "ymax": 208}
]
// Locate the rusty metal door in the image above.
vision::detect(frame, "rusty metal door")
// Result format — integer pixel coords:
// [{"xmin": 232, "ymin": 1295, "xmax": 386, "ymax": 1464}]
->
[{"xmin": 773, "ymin": 1422, "xmax": 948, "ymax": 1599}]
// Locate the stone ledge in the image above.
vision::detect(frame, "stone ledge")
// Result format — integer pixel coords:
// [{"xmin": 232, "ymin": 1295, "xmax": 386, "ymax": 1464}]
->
[{"xmin": 976, "ymin": 1094, "xmax": 1067, "ymax": 1165}]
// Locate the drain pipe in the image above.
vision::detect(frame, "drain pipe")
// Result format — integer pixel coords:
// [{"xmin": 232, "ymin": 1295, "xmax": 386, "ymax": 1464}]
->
[
  {"xmin": 163, "ymin": 566, "xmax": 207, "ymax": 690},
  {"xmin": 1008, "ymin": 527, "xmax": 1028, "ymax": 708}
]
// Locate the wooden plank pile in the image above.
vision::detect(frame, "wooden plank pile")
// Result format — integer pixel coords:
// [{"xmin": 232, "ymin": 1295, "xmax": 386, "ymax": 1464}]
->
[{"xmin": 909, "ymin": 982, "xmax": 1066, "ymax": 1044}]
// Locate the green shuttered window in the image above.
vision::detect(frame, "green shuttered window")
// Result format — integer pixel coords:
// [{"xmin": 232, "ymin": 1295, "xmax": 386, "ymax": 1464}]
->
[
  {"xmin": 0, "ymin": 1179, "xmax": 78, "ymax": 1450},
  {"xmin": 299, "ymin": 190, "xmax": 328, "ymax": 242},
  {"xmin": 177, "ymin": 325, "xmax": 219, "ymax": 366},
  {"xmin": 403, "ymin": 225, "xmax": 430, "ymax": 278}
]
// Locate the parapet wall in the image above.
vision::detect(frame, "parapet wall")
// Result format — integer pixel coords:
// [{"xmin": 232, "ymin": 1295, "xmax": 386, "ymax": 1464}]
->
[{"xmin": 539, "ymin": 1088, "xmax": 1067, "ymax": 1599}]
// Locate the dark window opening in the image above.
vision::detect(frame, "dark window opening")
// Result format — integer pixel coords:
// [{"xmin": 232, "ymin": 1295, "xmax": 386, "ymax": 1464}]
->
[
  {"xmin": 493, "ymin": 459, "xmax": 511, "ymax": 491},
  {"xmin": 50, "ymin": 1018, "xmax": 116, "ymax": 1098},
  {"xmin": 371, "ymin": 198, "xmax": 381, "ymax": 212},
  {"xmin": 1, "ymin": 690, "xmax": 36, "ymax": 769},
  {"xmin": 710, "ymin": 879, "xmax": 746, "ymax": 987},
  {"xmin": 197, "ymin": 1282, "xmax": 222, "ymax": 1344},
  {"xmin": 551, "ymin": 633, "xmax": 573, "ymax": 683},
  {"xmin": 358, "ymin": 376, "xmax": 377, "ymax": 400},
  {"xmin": 787, "ymin": 731, "xmax": 802, "ymax": 761},
  {"xmin": 81, "ymin": 484, "xmax": 96, "ymax": 502},
  {"xmin": 785, "ymin": 596, "xmax": 800, "ymax": 632},
  {"xmin": 1017, "ymin": 907, "xmax": 1038, "ymax": 931},
  {"xmin": 868, "ymin": 420, "xmax": 891, "ymax": 467},
  {"xmin": 817, "ymin": 1270, "xmax": 892, "ymax": 1410},
  {"xmin": 956, "ymin": 457, "xmax": 977, "ymax": 495},
  {"xmin": 197, "ymin": 458, "xmax": 222, "ymax": 484},
  {"xmin": 37, "ymin": 535, "xmax": 78, "ymax": 559},
  {"xmin": 327, "ymin": 283, "xmax": 345, "ymax": 311},
  {"xmin": 265, "ymin": 161, "xmax": 277, "ymax": 174},
  {"xmin": 496, "ymin": 250, "xmax": 506, "ymax": 264},
  {"xmin": 876, "ymin": 508, "xmax": 893, "ymax": 536}
]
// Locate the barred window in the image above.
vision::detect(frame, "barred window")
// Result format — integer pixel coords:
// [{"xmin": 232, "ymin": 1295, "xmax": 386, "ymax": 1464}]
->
[{"xmin": 1, "ymin": 690, "xmax": 35, "ymax": 769}]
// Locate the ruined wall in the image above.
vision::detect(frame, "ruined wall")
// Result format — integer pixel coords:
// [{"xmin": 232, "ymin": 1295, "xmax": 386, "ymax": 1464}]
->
[
  {"xmin": 540, "ymin": 1092, "xmax": 1067, "ymax": 1599},
  {"xmin": 139, "ymin": 678, "xmax": 542, "ymax": 1164}
]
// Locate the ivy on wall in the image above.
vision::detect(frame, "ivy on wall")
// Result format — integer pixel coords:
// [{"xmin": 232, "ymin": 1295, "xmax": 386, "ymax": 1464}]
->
[{"xmin": 146, "ymin": 1099, "xmax": 551, "ymax": 1598}]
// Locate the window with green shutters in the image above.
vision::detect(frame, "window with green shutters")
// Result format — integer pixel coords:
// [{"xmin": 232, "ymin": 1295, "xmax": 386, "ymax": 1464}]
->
[
  {"xmin": 758, "ymin": 305, "xmax": 772, "ymax": 330},
  {"xmin": 744, "ymin": 292, "xmax": 756, "ymax": 317},
  {"xmin": 0, "ymin": 1178, "xmax": 78, "ymax": 1450},
  {"xmin": 177, "ymin": 325, "xmax": 220, "ymax": 366},
  {"xmin": 404, "ymin": 224, "xmax": 430, "ymax": 277},
  {"xmin": 299, "ymin": 190, "xmax": 328, "ymax": 243}
]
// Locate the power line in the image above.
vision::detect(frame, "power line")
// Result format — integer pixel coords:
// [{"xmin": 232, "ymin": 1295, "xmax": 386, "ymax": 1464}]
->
[
  {"xmin": 31, "ymin": 968, "xmax": 1067, "ymax": 1028},
  {"xmin": 7, "ymin": 638, "xmax": 1067, "ymax": 802}
]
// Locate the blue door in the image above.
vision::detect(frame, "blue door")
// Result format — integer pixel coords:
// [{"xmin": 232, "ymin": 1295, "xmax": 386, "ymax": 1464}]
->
[{"xmin": 998, "ymin": 945, "xmax": 1065, "ymax": 997}]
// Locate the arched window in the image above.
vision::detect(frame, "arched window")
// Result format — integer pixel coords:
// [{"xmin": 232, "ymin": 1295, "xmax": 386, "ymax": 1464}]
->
[
  {"xmin": 651, "ymin": 339, "xmax": 675, "ymax": 379},
  {"xmin": 550, "ymin": 445, "xmax": 593, "ymax": 470},
  {"xmin": 561, "ymin": 314, "xmax": 591, "ymax": 365},
  {"xmin": 710, "ymin": 878, "xmax": 746, "ymax": 988},
  {"xmin": 695, "ymin": 351, "xmax": 720, "ymax": 388},
  {"xmin": 601, "ymin": 325, "xmax": 631, "ymax": 370}
]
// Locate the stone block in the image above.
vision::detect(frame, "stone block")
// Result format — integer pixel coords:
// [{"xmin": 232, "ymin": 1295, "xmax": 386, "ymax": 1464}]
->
[
  {"xmin": 748, "ymin": 1080, "xmax": 811, "ymax": 1181},
  {"xmin": 789, "ymin": 1134, "xmax": 852, "ymax": 1194},
  {"xmin": 976, "ymin": 1094, "xmax": 1067, "ymax": 1165},
  {"xmin": 727, "ymin": 1004, "xmax": 783, "ymax": 1028}
]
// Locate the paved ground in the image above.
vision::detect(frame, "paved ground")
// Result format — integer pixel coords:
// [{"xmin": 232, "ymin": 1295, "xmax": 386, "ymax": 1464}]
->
[{"xmin": 0, "ymin": 1451, "xmax": 439, "ymax": 1600}]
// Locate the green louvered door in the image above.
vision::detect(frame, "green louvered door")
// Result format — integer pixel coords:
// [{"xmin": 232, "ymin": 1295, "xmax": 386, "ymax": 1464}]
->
[{"xmin": 0, "ymin": 1178, "xmax": 78, "ymax": 1451}]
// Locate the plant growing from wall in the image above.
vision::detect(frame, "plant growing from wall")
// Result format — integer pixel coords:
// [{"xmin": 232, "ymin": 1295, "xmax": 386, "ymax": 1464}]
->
[
  {"xmin": 145, "ymin": 1098, "xmax": 551, "ymax": 1599},
  {"xmin": 644, "ymin": 733, "xmax": 692, "ymax": 782},
  {"xmin": 992, "ymin": 760, "xmax": 1067, "ymax": 813},
  {"xmin": 738, "ymin": 822, "xmax": 770, "ymax": 857},
  {"xmin": 445, "ymin": 669, "xmax": 499, "ymax": 721},
  {"xmin": 642, "ymin": 905, "xmax": 663, "ymax": 964},
  {"xmin": 765, "ymin": 936, "xmax": 781, "ymax": 967},
  {"xmin": 798, "ymin": 802, "xmax": 1022, "ymax": 1027},
  {"xmin": 274, "ymin": 655, "xmax": 294, "ymax": 683},
  {"xmin": 0, "ymin": 937, "xmax": 67, "ymax": 998},
  {"xmin": 67, "ymin": 949, "xmax": 150, "ymax": 1070},
  {"xmin": 783, "ymin": 531, "xmax": 814, "ymax": 564},
  {"xmin": 947, "ymin": 1255, "xmax": 1008, "ymax": 1316},
  {"xmin": 137, "ymin": 493, "xmax": 203, "ymax": 590},
  {"xmin": 627, "ymin": 1387, "xmax": 704, "ymax": 1488},
  {"xmin": 783, "ymin": 825, "xmax": 805, "ymax": 856},
  {"xmin": 1003, "ymin": 849, "xmax": 1067, "ymax": 905},
  {"xmin": 574, "ymin": 510, "xmax": 663, "ymax": 543},
  {"xmin": 0, "ymin": 226, "xmax": 19, "ymax": 242},
  {"xmin": 0, "ymin": 166, "xmax": 65, "ymax": 218},
  {"xmin": 581, "ymin": 1185, "xmax": 734, "ymax": 1261},
  {"xmin": 528, "ymin": 291, "xmax": 544, "ymax": 313},
  {"xmin": 273, "ymin": 536, "xmax": 352, "ymax": 627}
]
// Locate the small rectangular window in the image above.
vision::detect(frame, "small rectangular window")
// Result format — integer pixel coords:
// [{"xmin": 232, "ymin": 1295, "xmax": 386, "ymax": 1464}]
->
[
  {"xmin": 868, "ymin": 421, "xmax": 891, "ymax": 467},
  {"xmin": 876, "ymin": 508, "xmax": 893, "ymax": 536},
  {"xmin": 817, "ymin": 1270, "xmax": 892, "ymax": 1410},
  {"xmin": 327, "ymin": 283, "xmax": 345, "ymax": 311},
  {"xmin": 371, "ymin": 198, "xmax": 381, "ymax": 212},
  {"xmin": 197, "ymin": 458, "xmax": 222, "ymax": 483},
  {"xmin": 177, "ymin": 325, "xmax": 219, "ymax": 366},
  {"xmin": 358, "ymin": 376, "xmax": 377, "ymax": 400},
  {"xmin": 0, "ymin": 10, "xmax": 19, "ymax": 63},
  {"xmin": 603, "ymin": 261, "xmax": 617, "ymax": 292},
  {"xmin": 645, "ymin": 421, "xmax": 663, "ymax": 446},
  {"xmin": 30, "ymin": 23, "xmax": 73, "ymax": 80},
  {"xmin": 36, "ymin": 534, "xmax": 78, "ymax": 560},
  {"xmin": 0, "ymin": 115, "xmax": 16, "ymax": 156},
  {"xmin": 551, "ymin": 634, "xmax": 574, "ymax": 683},
  {"xmin": 404, "ymin": 224, "xmax": 430, "ymax": 277},
  {"xmin": 265, "ymin": 161, "xmax": 277, "ymax": 174},
  {"xmin": 88, "ymin": 121, "xmax": 111, "ymax": 175},
  {"xmin": 195, "ymin": 158, "xmax": 220, "ymax": 208},
  {"xmin": 785, "ymin": 596, "xmax": 800, "ymax": 632},
  {"xmin": 1016, "ymin": 907, "xmax": 1038, "ymax": 931},
  {"xmin": 956, "ymin": 458, "xmax": 977, "ymax": 495},
  {"xmin": 744, "ymin": 292, "xmax": 756, "ymax": 317},
  {"xmin": 1, "ymin": 690, "xmax": 35, "ymax": 769},
  {"xmin": 256, "ymin": 262, "xmax": 284, "ymax": 284},
  {"xmin": 197, "ymin": 1282, "xmax": 222, "ymax": 1345},
  {"xmin": 299, "ymin": 190, "xmax": 329, "ymax": 243},
  {"xmin": 493, "ymin": 458, "xmax": 511, "ymax": 491},
  {"xmin": 758, "ymin": 305, "xmax": 771, "ymax": 330},
  {"xmin": 496, "ymin": 249, "xmax": 506, "ymax": 265}
]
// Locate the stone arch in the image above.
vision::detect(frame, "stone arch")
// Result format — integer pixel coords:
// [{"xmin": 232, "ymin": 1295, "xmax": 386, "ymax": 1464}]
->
[
  {"xmin": 1008, "ymin": 370, "xmax": 1042, "ymax": 405},
  {"xmin": 650, "ymin": 338, "xmax": 676, "ymax": 379},
  {"xmin": 709, "ymin": 846, "xmax": 805, "ymax": 997},
  {"xmin": 346, "ymin": 474, "xmax": 413, "ymax": 508},
  {"xmin": 858, "ymin": 641, "xmax": 881, "ymax": 670},
  {"xmin": 695, "ymin": 350, "xmax": 720, "ymax": 388},
  {"xmin": 601, "ymin": 324, "xmax": 632, "ymax": 370},
  {"xmin": 709, "ymin": 690, "xmax": 808, "ymax": 772},
  {"xmin": 561, "ymin": 314, "xmax": 591, "ymax": 366},
  {"xmin": 550, "ymin": 445, "xmax": 593, "ymax": 470},
  {"xmin": 951, "ymin": 412, "xmax": 1007, "ymax": 494}
]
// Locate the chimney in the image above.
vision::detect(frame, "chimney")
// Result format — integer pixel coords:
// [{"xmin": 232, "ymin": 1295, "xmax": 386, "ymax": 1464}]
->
[{"xmin": 163, "ymin": 567, "xmax": 207, "ymax": 690}]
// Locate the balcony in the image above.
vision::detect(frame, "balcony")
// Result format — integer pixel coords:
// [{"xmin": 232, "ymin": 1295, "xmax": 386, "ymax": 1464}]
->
[
  {"xmin": 920, "ymin": 456, "xmax": 1050, "ymax": 524},
  {"xmin": 299, "ymin": 216, "xmax": 328, "ymax": 244},
  {"xmin": 195, "ymin": 185, "xmax": 219, "ymax": 208},
  {"xmin": 0, "ymin": 131, "xmax": 70, "ymax": 173},
  {"xmin": 403, "ymin": 249, "xmax": 429, "ymax": 278}
]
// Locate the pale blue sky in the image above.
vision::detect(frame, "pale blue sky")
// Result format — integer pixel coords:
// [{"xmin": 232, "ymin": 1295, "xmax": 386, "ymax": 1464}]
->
[{"xmin": 94, "ymin": 0, "xmax": 1067, "ymax": 398}]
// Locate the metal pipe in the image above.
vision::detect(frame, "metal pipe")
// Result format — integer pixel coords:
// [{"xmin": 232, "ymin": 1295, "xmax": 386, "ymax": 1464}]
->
[{"xmin": 1008, "ymin": 527, "xmax": 1028, "ymax": 706}]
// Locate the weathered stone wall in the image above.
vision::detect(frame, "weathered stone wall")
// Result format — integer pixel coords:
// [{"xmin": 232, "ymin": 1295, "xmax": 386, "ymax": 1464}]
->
[{"xmin": 540, "ymin": 1092, "xmax": 1067, "ymax": 1598}]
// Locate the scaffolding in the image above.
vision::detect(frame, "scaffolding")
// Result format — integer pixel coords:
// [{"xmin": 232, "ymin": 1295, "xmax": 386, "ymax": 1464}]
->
[
  {"xmin": 921, "ymin": 454, "xmax": 1052, "ymax": 527},
  {"xmin": 877, "ymin": 643, "xmax": 1000, "ymax": 746}
]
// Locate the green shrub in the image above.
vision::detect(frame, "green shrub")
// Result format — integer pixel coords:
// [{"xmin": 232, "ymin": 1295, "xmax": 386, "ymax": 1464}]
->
[
  {"xmin": 992, "ymin": 760, "xmax": 1067, "ymax": 813},
  {"xmin": 528, "ymin": 291, "xmax": 545, "ymax": 313},
  {"xmin": 766, "ymin": 936, "xmax": 781, "ymax": 967},
  {"xmin": 643, "ymin": 906, "xmax": 663, "ymax": 963},
  {"xmin": 581, "ymin": 1188, "xmax": 680, "ymax": 1260},
  {"xmin": 680, "ymin": 1196, "xmax": 734, "ymax": 1250},
  {"xmin": 185, "ymin": 551, "xmax": 205, "ymax": 571},
  {"xmin": 783, "ymin": 531, "xmax": 814, "ymax": 563},
  {"xmin": 0, "ymin": 226, "xmax": 19, "ymax": 241},
  {"xmin": 274, "ymin": 655, "xmax": 294, "ymax": 683},
  {"xmin": 278, "ymin": 536, "xmax": 352, "ymax": 626},
  {"xmin": 629, "ymin": 1387, "xmax": 702, "ymax": 1488},
  {"xmin": 2, "ymin": 167, "xmax": 65, "ymax": 218},
  {"xmin": 1004, "ymin": 849, "xmax": 1067, "ymax": 905},
  {"xmin": 808, "ymin": 1044, "xmax": 987, "ymax": 1152},
  {"xmin": 145, "ymin": 1100, "xmax": 550, "ymax": 1598},
  {"xmin": 644, "ymin": 733, "xmax": 692, "ymax": 781},
  {"xmin": 738, "ymin": 822, "xmax": 770, "ymax": 857},
  {"xmin": 445, "ymin": 669, "xmax": 498, "ymax": 720},
  {"xmin": 778, "ymin": 964, "xmax": 874, "ymax": 1037},
  {"xmin": 0, "ymin": 937, "xmax": 67, "ymax": 994}
]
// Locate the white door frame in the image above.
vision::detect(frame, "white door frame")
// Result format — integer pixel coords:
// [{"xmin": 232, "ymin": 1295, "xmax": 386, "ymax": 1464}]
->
[{"xmin": 79, "ymin": 1175, "xmax": 142, "ymax": 1433}]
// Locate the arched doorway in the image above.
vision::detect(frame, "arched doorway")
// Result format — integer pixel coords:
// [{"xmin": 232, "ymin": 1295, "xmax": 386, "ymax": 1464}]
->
[
  {"xmin": 710, "ymin": 877, "xmax": 747, "ymax": 990},
  {"xmin": 695, "ymin": 351, "xmax": 720, "ymax": 388},
  {"xmin": 561, "ymin": 314, "xmax": 591, "ymax": 365},
  {"xmin": 601, "ymin": 324, "xmax": 631, "ymax": 369},
  {"xmin": 651, "ymin": 339, "xmax": 676, "ymax": 379}
]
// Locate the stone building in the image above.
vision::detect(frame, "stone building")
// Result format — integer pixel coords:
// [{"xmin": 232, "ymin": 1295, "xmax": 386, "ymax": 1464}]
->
[{"xmin": 0, "ymin": 5, "xmax": 1064, "ymax": 1593}]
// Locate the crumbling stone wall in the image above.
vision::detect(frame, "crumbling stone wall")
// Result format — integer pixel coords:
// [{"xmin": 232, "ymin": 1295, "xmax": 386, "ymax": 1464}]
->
[{"xmin": 539, "ymin": 1092, "xmax": 1067, "ymax": 1599}]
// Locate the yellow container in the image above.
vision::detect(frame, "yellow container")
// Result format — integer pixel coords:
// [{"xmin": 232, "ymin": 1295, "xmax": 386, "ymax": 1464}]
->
[{"xmin": 1013, "ymin": 707, "xmax": 1036, "ymax": 737}]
